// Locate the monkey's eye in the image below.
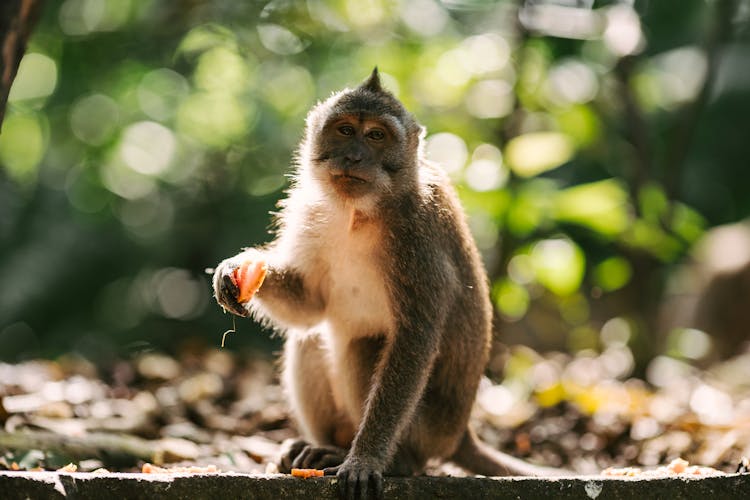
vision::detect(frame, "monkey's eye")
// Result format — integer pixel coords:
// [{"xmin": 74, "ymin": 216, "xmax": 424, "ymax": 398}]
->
[
  {"xmin": 338, "ymin": 125, "xmax": 356, "ymax": 136},
  {"xmin": 366, "ymin": 129, "xmax": 385, "ymax": 141}
]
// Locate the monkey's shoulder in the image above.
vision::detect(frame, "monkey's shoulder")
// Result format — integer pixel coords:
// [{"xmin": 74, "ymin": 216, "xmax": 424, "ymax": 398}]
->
[{"xmin": 386, "ymin": 170, "xmax": 473, "ymax": 252}]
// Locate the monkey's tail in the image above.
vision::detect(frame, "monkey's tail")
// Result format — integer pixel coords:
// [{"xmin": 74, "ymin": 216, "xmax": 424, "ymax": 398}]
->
[{"xmin": 450, "ymin": 428, "xmax": 567, "ymax": 477}]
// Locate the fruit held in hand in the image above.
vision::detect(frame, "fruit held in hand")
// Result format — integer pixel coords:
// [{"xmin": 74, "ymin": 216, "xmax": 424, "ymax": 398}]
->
[{"xmin": 232, "ymin": 259, "xmax": 267, "ymax": 303}]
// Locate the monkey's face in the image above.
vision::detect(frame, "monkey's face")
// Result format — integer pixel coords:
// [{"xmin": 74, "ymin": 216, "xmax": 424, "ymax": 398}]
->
[
  {"xmin": 300, "ymin": 69, "xmax": 423, "ymax": 206},
  {"xmin": 312, "ymin": 114, "xmax": 405, "ymax": 200}
]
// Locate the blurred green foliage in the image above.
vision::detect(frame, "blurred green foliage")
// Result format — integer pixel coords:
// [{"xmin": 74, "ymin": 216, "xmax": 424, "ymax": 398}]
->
[{"xmin": 1, "ymin": 0, "xmax": 749, "ymax": 367}]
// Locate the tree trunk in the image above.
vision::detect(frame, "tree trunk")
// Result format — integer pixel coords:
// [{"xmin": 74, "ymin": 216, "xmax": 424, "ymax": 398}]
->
[{"xmin": 0, "ymin": 0, "xmax": 44, "ymax": 130}]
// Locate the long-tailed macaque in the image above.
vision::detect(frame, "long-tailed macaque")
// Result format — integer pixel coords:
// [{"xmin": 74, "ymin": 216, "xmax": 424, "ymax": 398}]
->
[{"xmin": 213, "ymin": 69, "xmax": 558, "ymax": 499}]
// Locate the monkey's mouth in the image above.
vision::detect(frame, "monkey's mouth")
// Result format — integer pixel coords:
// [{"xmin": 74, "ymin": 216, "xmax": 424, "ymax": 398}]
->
[
  {"xmin": 328, "ymin": 171, "xmax": 373, "ymax": 198},
  {"xmin": 331, "ymin": 173, "xmax": 368, "ymax": 184}
]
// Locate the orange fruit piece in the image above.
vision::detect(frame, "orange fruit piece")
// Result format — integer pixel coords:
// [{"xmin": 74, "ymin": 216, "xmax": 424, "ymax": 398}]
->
[
  {"xmin": 232, "ymin": 259, "xmax": 267, "ymax": 303},
  {"xmin": 291, "ymin": 468, "xmax": 325, "ymax": 478}
]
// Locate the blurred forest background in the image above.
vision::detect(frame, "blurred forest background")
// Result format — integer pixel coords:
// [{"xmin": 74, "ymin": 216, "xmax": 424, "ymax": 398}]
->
[
  {"xmin": 2, "ymin": 0, "xmax": 750, "ymax": 476},
  {"xmin": 2, "ymin": 0, "xmax": 750, "ymax": 375}
]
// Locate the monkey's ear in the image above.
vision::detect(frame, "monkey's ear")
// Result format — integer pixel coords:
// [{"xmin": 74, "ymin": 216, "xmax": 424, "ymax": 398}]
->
[{"xmin": 360, "ymin": 67, "xmax": 382, "ymax": 92}]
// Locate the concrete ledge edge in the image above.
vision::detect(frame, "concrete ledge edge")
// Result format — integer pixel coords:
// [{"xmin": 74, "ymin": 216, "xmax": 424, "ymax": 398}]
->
[{"xmin": 1, "ymin": 471, "xmax": 748, "ymax": 499}]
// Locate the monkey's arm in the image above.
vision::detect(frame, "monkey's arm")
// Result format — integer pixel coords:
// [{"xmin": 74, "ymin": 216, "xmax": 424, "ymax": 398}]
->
[
  {"xmin": 213, "ymin": 249, "xmax": 325, "ymax": 328},
  {"xmin": 332, "ymin": 255, "xmax": 450, "ymax": 497}
]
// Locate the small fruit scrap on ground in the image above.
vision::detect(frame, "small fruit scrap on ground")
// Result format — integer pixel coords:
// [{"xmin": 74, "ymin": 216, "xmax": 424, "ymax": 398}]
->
[
  {"xmin": 602, "ymin": 458, "xmax": 725, "ymax": 477},
  {"xmin": 141, "ymin": 463, "xmax": 220, "ymax": 474},
  {"xmin": 291, "ymin": 468, "xmax": 324, "ymax": 478}
]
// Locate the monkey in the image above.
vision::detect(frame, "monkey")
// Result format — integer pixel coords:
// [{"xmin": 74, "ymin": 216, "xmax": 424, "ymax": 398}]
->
[{"xmin": 213, "ymin": 68, "xmax": 560, "ymax": 499}]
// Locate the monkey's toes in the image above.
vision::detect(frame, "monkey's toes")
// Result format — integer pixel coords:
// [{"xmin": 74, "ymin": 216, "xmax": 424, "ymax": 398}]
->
[
  {"xmin": 292, "ymin": 444, "xmax": 347, "ymax": 470},
  {"xmin": 278, "ymin": 438, "xmax": 309, "ymax": 473}
]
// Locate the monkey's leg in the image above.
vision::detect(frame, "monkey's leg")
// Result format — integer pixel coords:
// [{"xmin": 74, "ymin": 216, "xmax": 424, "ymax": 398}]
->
[
  {"xmin": 331, "ymin": 326, "xmax": 443, "ymax": 499},
  {"xmin": 335, "ymin": 336, "xmax": 387, "ymax": 429},
  {"xmin": 280, "ymin": 331, "xmax": 354, "ymax": 471}
]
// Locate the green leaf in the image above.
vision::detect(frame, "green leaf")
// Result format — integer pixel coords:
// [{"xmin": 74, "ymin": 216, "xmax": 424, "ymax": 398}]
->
[
  {"xmin": 554, "ymin": 104, "xmax": 601, "ymax": 147},
  {"xmin": 554, "ymin": 179, "xmax": 629, "ymax": 237},
  {"xmin": 593, "ymin": 257, "xmax": 633, "ymax": 292},
  {"xmin": 505, "ymin": 132, "xmax": 575, "ymax": 178},
  {"xmin": 670, "ymin": 203, "xmax": 705, "ymax": 244},
  {"xmin": 506, "ymin": 180, "xmax": 557, "ymax": 236},
  {"xmin": 0, "ymin": 112, "xmax": 47, "ymax": 184},
  {"xmin": 492, "ymin": 279, "xmax": 530, "ymax": 321},
  {"xmin": 530, "ymin": 238, "xmax": 586, "ymax": 296},
  {"xmin": 177, "ymin": 24, "xmax": 237, "ymax": 58}
]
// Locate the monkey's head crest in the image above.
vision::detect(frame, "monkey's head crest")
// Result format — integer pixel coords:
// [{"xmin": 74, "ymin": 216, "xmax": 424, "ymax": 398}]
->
[
  {"xmin": 304, "ymin": 68, "xmax": 419, "ymax": 140},
  {"xmin": 360, "ymin": 67, "xmax": 383, "ymax": 93}
]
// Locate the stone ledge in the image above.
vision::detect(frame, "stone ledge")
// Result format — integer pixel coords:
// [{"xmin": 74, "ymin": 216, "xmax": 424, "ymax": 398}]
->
[{"xmin": 1, "ymin": 471, "xmax": 748, "ymax": 499}]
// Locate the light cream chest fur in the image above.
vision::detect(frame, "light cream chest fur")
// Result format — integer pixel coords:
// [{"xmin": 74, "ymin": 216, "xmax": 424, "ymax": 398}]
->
[{"xmin": 293, "ymin": 205, "xmax": 395, "ymax": 339}]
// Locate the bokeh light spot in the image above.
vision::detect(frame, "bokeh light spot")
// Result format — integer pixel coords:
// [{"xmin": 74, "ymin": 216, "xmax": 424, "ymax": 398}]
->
[
  {"xmin": 531, "ymin": 238, "xmax": 585, "ymax": 296},
  {"xmin": 102, "ymin": 159, "xmax": 156, "ymax": 200},
  {"xmin": 545, "ymin": 59, "xmax": 598, "ymax": 105},
  {"xmin": 120, "ymin": 121, "xmax": 176, "ymax": 176},
  {"xmin": 0, "ymin": 113, "xmax": 47, "ymax": 184},
  {"xmin": 554, "ymin": 179, "xmax": 629, "ymax": 237},
  {"xmin": 601, "ymin": 317, "xmax": 632, "ymax": 348},
  {"xmin": 262, "ymin": 64, "xmax": 315, "ymax": 115},
  {"xmin": 460, "ymin": 34, "xmax": 511, "ymax": 76},
  {"xmin": 465, "ymin": 159, "xmax": 507, "ymax": 192},
  {"xmin": 400, "ymin": 0, "xmax": 448, "ymax": 37},
  {"xmin": 603, "ymin": 4, "xmax": 644, "ymax": 57},
  {"xmin": 177, "ymin": 93, "xmax": 254, "ymax": 148},
  {"xmin": 69, "ymin": 93, "xmax": 120, "ymax": 146},
  {"xmin": 593, "ymin": 257, "xmax": 632, "ymax": 292},
  {"xmin": 505, "ymin": 132, "xmax": 575, "ymax": 178},
  {"xmin": 59, "ymin": 0, "xmax": 131, "ymax": 35},
  {"xmin": 670, "ymin": 328, "xmax": 712, "ymax": 360},
  {"xmin": 493, "ymin": 279, "xmax": 530, "ymax": 321},
  {"xmin": 464, "ymin": 143, "xmax": 508, "ymax": 191},
  {"xmin": 137, "ymin": 68, "xmax": 190, "ymax": 121},
  {"xmin": 466, "ymin": 79, "xmax": 514, "ymax": 119},
  {"xmin": 257, "ymin": 23, "xmax": 308, "ymax": 55},
  {"xmin": 194, "ymin": 47, "xmax": 253, "ymax": 94},
  {"xmin": 425, "ymin": 132, "xmax": 468, "ymax": 176},
  {"xmin": 154, "ymin": 268, "xmax": 207, "ymax": 320},
  {"xmin": 345, "ymin": 0, "xmax": 386, "ymax": 28},
  {"xmin": 8, "ymin": 53, "xmax": 57, "ymax": 102}
]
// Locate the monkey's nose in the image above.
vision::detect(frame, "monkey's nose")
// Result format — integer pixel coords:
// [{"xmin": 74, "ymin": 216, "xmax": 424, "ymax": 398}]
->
[{"xmin": 345, "ymin": 151, "xmax": 363, "ymax": 163}]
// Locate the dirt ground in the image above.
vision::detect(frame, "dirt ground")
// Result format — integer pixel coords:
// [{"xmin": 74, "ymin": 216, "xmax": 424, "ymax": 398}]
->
[{"xmin": 1, "ymin": 340, "xmax": 749, "ymax": 476}]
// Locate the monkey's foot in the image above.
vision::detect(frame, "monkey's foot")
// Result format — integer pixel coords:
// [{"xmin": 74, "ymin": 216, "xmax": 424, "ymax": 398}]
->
[
  {"xmin": 278, "ymin": 439, "xmax": 347, "ymax": 472},
  {"xmin": 278, "ymin": 439, "xmax": 307, "ymax": 473}
]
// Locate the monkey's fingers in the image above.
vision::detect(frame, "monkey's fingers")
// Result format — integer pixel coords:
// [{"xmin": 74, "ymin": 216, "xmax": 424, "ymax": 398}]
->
[
  {"xmin": 336, "ymin": 464, "xmax": 383, "ymax": 500},
  {"xmin": 218, "ymin": 273, "xmax": 250, "ymax": 317},
  {"xmin": 323, "ymin": 465, "xmax": 339, "ymax": 476},
  {"xmin": 372, "ymin": 473, "xmax": 383, "ymax": 500}
]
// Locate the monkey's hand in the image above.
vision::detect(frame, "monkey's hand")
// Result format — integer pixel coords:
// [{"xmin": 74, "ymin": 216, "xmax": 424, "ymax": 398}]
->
[
  {"xmin": 325, "ymin": 455, "xmax": 384, "ymax": 500},
  {"xmin": 212, "ymin": 252, "xmax": 267, "ymax": 317}
]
